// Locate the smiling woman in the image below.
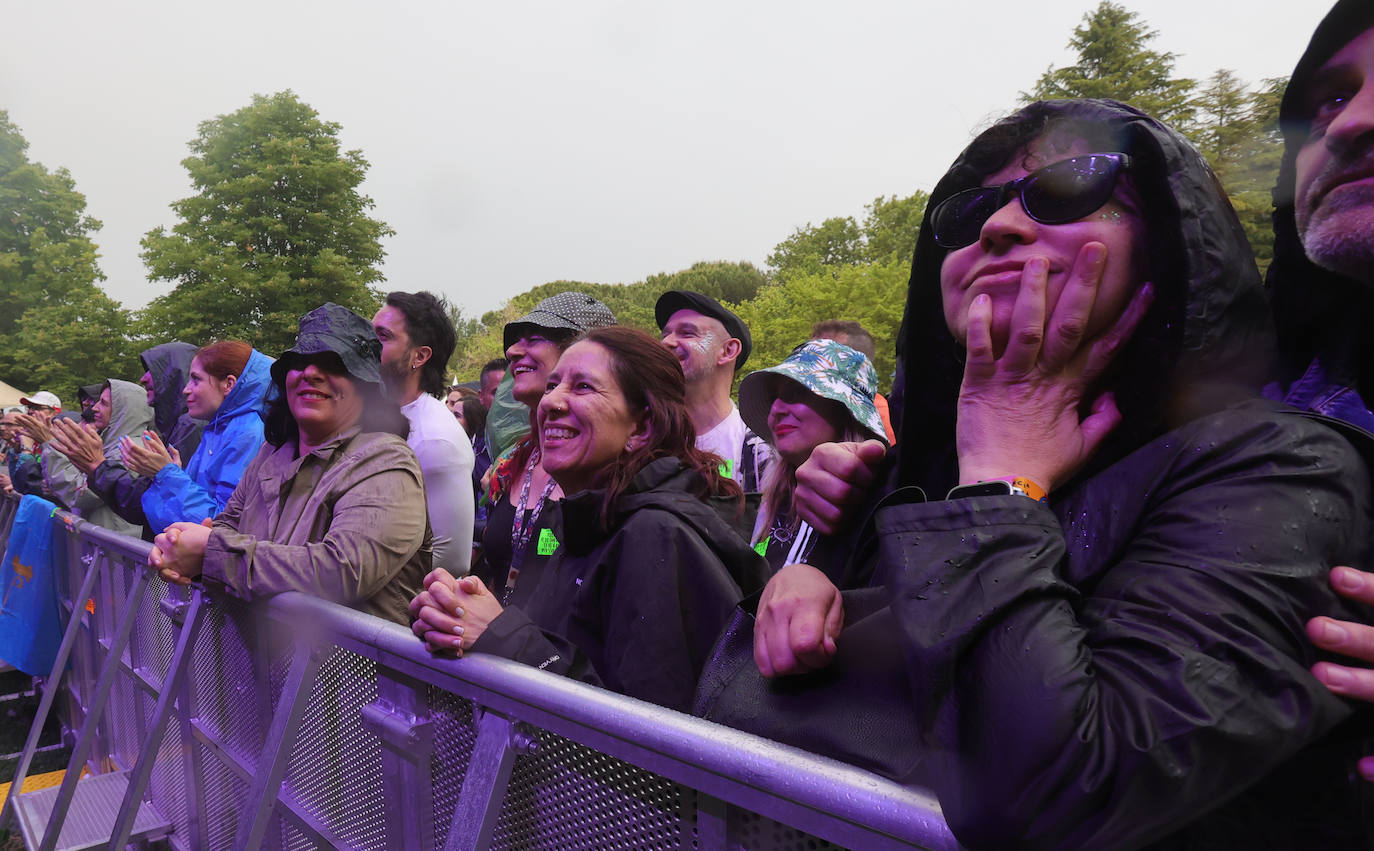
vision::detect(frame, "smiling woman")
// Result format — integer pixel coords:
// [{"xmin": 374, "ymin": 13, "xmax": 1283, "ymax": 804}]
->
[
  {"xmin": 411, "ymin": 326, "xmax": 768, "ymax": 712},
  {"xmin": 149, "ymin": 303, "xmax": 430, "ymax": 626},
  {"xmin": 736, "ymin": 339, "xmax": 888, "ymax": 578}
]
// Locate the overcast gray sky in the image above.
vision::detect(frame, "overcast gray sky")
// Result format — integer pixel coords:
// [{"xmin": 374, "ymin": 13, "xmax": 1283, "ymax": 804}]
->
[{"xmin": 1, "ymin": 1, "xmax": 1328, "ymax": 321}]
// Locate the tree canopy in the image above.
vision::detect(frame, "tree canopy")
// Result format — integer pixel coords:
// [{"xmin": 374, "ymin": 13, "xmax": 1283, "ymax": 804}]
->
[
  {"xmin": 139, "ymin": 91, "xmax": 393, "ymax": 355},
  {"xmin": 0, "ymin": 111, "xmax": 136, "ymax": 402},
  {"xmin": 1024, "ymin": 1, "xmax": 1196, "ymax": 129}
]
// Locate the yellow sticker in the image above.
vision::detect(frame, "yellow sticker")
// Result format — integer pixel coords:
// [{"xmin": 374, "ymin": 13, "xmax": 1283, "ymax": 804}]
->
[{"xmin": 536, "ymin": 528, "xmax": 559, "ymax": 556}]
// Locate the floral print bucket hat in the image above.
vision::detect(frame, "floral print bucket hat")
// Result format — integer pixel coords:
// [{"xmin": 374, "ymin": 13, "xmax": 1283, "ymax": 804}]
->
[{"xmin": 738, "ymin": 339, "xmax": 888, "ymax": 447}]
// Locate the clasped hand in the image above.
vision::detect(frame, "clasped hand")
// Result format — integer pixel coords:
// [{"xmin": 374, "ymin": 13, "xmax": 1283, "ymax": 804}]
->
[
  {"xmin": 409, "ymin": 569, "xmax": 505, "ymax": 655},
  {"xmin": 121, "ymin": 430, "xmax": 180, "ymax": 477},
  {"xmin": 149, "ymin": 519, "xmax": 212, "ymax": 585},
  {"xmin": 955, "ymin": 243, "xmax": 1154, "ymax": 492}
]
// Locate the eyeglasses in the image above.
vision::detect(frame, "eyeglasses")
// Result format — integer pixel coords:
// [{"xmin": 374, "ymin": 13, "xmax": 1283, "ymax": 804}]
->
[{"xmin": 930, "ymin": 153, "xmax": 1132, "ymax": 249}]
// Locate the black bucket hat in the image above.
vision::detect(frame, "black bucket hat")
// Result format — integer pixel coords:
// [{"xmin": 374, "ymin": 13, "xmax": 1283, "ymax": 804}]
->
[
  {"xmin": 271, "ymin": 303, "xmax": 383, "ymax": 387},
  {"xmin": 503, "ymin": 292, "xmax": 617, "ymax": 350},
  {"xmin": 654, "ymin": 290, "xmax": 752, "ymax": 370}
]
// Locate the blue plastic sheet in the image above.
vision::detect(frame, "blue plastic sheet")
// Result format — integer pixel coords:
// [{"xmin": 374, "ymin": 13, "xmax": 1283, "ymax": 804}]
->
[{"xmin": 0, "ymin": 494, "xmax": 63, "ymax": 675}]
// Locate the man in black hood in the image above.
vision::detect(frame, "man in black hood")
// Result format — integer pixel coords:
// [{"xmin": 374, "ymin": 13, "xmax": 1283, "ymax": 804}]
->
[{"xmin": 1263, "ymin": 2, "xmax": 1374, "ymax": 744}]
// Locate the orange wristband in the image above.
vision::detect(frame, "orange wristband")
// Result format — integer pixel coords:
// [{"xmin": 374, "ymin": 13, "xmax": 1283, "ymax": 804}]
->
[{"xmin": 989, "ymin": 476, "xmax": 1049, "ymax": 504}]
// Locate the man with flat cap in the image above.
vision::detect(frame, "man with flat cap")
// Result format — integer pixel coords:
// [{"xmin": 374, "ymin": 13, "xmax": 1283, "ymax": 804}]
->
[{"xmin": 656, "ymin": 290, "xmax": 771, "ymax": 491}]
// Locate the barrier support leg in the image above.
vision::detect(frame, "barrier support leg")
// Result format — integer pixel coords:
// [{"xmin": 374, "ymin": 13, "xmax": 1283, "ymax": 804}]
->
[
  {"xmin": 233, "ymin": 642, "xmax": 326, "ymax": 851},
  {"xmin": 443, "ymin": 707, "xmax": 523, "ymax": 851}
]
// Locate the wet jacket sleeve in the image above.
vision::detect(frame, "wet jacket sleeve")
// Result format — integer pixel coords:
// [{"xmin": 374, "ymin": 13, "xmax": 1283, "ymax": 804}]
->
[
  {"xmin": 203, "ymin": 444, "xmax": 428, "ymax": 606},
  {"xmin": 86, "ymin": 461, "xmax": 150, "ymax": 527},
  {"xmin": 877, "ymin": 411, "xmax": 1371, "ymax": 851},
  {"xmin": 142, "ymin": 432, "xmax": 261, "ymax": 529}
]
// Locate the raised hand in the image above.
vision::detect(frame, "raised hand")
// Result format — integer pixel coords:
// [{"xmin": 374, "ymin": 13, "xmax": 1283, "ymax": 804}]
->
[
  {"xmin": 794, "ymin": 440, "xmax": 887, "ymax": 535},
  {"xmin": 121, "ymin": 430, "xmax": 175, "ymax": 477},
  {"xmin": 49, "ymin": 418, "xmax": 106, "ymax": 474},
  {"xmin": 956, "ymin": 243, "xmax": 1153, "ymax": 494}
]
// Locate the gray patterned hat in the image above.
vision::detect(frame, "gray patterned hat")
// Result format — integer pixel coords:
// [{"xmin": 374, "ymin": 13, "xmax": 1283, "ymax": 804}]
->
[
  {"xmin": 503, "ymin": 292, "xmax": 617, "ymax": 349},
  {"xmin": 739, "ymin": 339, "xmax": 888, "ymax": 447}
]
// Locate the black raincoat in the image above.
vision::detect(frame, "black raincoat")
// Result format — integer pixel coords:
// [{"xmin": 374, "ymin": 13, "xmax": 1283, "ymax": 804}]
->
[
  {"xmin": 473, "ymin": 457, "xmax": 767, "ymax": 712},
  {"xmin": 86, "ymin": 342, "xmax": 204, "ymax": 535},
  {"xmin": 879, "ymin": 99, "xmax": 1374, "ymax": 849}
]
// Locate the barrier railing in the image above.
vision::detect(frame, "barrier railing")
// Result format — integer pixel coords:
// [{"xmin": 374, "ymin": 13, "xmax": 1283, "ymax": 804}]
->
[{"xmin": 0, "ymin": 495, "xmax": 957, "ymax": 850}]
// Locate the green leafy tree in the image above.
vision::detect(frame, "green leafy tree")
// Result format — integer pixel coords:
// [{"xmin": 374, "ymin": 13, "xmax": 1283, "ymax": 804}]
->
[
  {"xmin": 729, "ymin": 260, "xmax": 909, "ymax": 391},
  {"xmin": 1024, "ymin": 1, "xmax": 1196, "ymax": 130},
  {"xmin": 862, "ymin": 191, "xmax": 929, "ymax": 263},
  {"xmin": 139, "ymin": 91, "xmax": 393, "ymax": 355},
  {"xmin": 1194, "ymin": 75, "xmax": 1286, "ymax": 274},
  {"xmin": 766, "ymin": 217, "xmax": 866, "ymax": 278},
  {"xmin": 0, "ymin": 111, "xmax": 136, "ymax": 400}
]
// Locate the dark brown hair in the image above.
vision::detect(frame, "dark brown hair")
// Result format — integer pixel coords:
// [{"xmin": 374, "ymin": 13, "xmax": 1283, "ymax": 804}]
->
[
  {"xmin": 579, "ymin": 326, "xmax": 741, "ymax": 528},
  {"xmin": 195, "ymin": 340, "xmax": 252, "ymax": 380}
]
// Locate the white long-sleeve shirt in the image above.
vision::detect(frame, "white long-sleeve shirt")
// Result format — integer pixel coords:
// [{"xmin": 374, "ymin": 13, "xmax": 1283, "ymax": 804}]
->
[{"xmin": 401, "ymin": 393, "xmax": 475, "ymax": 574}]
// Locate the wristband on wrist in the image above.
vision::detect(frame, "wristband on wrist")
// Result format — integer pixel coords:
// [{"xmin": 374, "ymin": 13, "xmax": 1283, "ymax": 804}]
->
[
  {"xmin": 994, "ymin": 475, "xmax": 1048, "ymax": 503},
  {"xmin": 946, "ymin": 476, "xmax": 1049, "ymax": 504}
]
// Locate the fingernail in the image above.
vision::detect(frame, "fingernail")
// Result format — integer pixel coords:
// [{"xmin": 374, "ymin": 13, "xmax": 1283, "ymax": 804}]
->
[
  {"xmin": 1334, "ymin": 568, "xmax": 1365, "ymax": 593},
  {"xmin": 451, "ymin": 625, "xmax": 464, "ymax": 635},
  {"xmin": 1322, "ymin": 621, "xmax": 1349, "ymax": 644},
  {"xmin": 454, "ymin": 608, "xmax": 464, "ymax": 619},
  {"xmin": 1320, "ymin": 664, "xmax": 1352, "ymax": 689}
]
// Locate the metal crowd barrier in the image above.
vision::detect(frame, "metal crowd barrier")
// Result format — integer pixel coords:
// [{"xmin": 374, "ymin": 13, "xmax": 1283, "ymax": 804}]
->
[{"xmin": 0, "ymin": 494, "xmax": 957, "ymax": 850}]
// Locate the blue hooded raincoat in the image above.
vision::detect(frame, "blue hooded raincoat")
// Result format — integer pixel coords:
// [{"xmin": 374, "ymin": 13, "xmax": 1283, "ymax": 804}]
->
[{"xmin": 141, "ymin": 349, "xmax": 274, "ymax": 529}]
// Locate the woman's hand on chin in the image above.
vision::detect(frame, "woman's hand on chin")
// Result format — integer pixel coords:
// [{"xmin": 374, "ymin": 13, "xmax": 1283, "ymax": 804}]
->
[{"xmin": 956, "ymin": 242, "xmax": 1154, "ymax": 493}]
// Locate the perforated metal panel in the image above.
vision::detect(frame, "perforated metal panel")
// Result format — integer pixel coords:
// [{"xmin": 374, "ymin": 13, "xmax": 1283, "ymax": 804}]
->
[
  {"xmin": 726, "ymin": 809, "xmax": 851, "ymax": 851},
  {"xmin": 189, "ymin": 737, "xmax": 247, "ymax": 850},
  {"xmin": 281, "ymin": 647, "xmax": 387, "ymax": 850},
  {"xmin": 490, "ymin": 727, "xmax": 684, "ymax": 851},
  {"xmin": 428, "ymin": 688, "xmax": 477, "ymax": 848},
  {"xmin": 193, "ymin": 599, "xmax": 270, "ymax": 764}
]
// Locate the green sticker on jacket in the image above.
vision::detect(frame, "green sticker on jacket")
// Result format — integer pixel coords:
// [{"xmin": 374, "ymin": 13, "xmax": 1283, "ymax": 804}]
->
[
  {"xmin": 753, "ymin": 540, "xmax": 769, "ymax": 556},
  {"xmin": 536, "ymin": 528, "xmax": 560, "ymax": 556},
  {"xmin": 719, "ymin": 459, "xmax": 734, "ymax": 478}
]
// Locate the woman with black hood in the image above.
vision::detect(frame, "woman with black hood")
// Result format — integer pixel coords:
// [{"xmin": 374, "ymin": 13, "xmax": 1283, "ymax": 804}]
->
[{"xmin": 702, "ymin": 100, "xmax": 1374, "ymax": 849}]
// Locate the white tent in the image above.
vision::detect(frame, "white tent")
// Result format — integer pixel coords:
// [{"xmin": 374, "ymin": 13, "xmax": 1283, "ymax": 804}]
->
[{"xmin": 0, "ymin": 378, "xmax": 28, "ymax": 409}]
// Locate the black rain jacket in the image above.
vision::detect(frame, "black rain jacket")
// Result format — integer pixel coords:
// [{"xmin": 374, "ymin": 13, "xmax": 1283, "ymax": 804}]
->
[
  {"xmin": 880, "ymin": 100, "xmax": 1374, "ymax": 849},
  {"xmin": 473, "ymin": 457, "xmax": 767, "ymax": 712}
]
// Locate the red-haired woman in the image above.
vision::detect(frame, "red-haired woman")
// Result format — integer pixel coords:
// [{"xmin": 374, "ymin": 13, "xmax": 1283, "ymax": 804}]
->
[
  {"xmin": 412, "ymin": 326, "xmax": 767, "ymax": 712},
  {"xmin": 123, "ymin": 341, "xmax": 275, "ymax": 529}
]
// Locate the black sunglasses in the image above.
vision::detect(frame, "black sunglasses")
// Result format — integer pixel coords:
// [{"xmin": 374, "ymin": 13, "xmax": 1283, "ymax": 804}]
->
[{"xmin": 930, "ymin": 153, "xmax": 1132, "ymax": 249}]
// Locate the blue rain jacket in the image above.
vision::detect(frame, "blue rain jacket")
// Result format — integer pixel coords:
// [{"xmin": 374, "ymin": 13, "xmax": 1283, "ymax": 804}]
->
[{"xmin": 141, "ymin": 349, "xmax": 274, "ymax": 529}]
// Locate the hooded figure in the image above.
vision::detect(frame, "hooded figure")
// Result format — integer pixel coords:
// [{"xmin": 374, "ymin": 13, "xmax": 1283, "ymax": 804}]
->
[
  {"xmin": 45, "ymin": 378, "xmax": 154, "ymax": 536},
  {"xmin": 1265, "ymin": 0, "xmax": 1374, "ymax": 434},
  {"xmin": 141, "ymin": 341, "xmax": 204, "ymax": 458},
  {"xmin": 703, "ymin": 100, "xmax": 1374, "ymax": 849},
  {"xmin": 87, "ymin": 342, "xmax": 206, "ymax": 534},
  {"xmin": 140, "ymin": 348, "xmax": 274, "ymax": 530},
  {"xmin": 884, "ymin": 99, "xmax": 1374, "ymax": 849}
]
